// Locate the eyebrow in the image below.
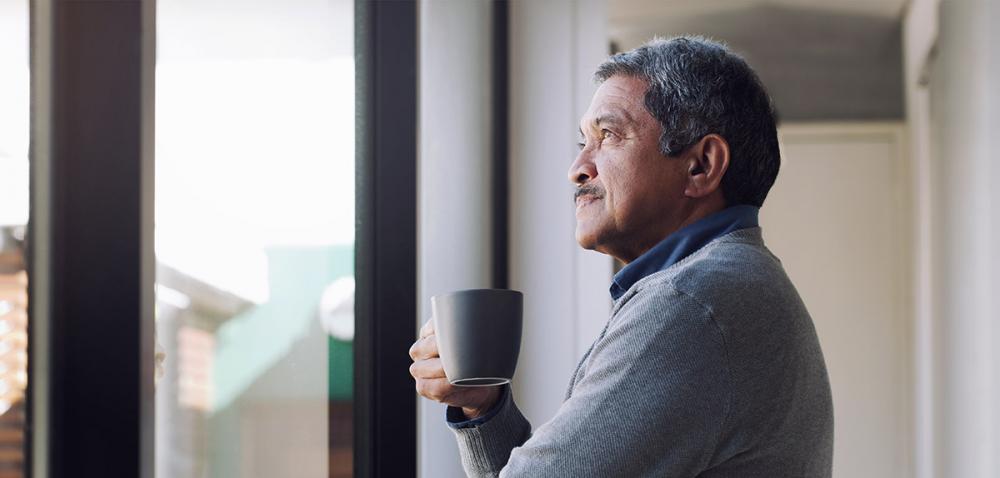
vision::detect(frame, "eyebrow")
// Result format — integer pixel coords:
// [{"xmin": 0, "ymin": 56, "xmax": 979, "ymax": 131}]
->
[
  {"xmin": 595, "ymin": 111, "xmax": 635, "ymax": 128},
  {"xmin": 577, "ymin": 110, "xmax": 635, "ymax": 138},
  {"xmin": 580, "ymin": 110, "xmax": 636, "ymax": 138}
]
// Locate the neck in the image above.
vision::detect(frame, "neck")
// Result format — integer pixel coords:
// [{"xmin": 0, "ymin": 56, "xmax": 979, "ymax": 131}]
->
[{"xmin": 615, "ymin": 195, "xmax": 727, "ymax": 264}]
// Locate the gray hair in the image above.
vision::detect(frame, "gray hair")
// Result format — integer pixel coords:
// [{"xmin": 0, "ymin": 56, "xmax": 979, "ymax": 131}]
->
[{"xmin": 594, "ymin": 36, "xmax": 780, "ymax": 207}]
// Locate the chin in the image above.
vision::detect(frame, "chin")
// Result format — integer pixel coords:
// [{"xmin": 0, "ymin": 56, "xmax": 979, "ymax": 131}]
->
[{"xmin": 574, "ymin": 228, "xmax": 602, "ymax": 251}]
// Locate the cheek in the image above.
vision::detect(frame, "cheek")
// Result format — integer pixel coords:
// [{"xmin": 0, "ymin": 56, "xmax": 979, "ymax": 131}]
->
[
  {"xmin": 606, "ymin": 180, "xmax": 633, "ymax": 213},
  {"xmin": 595, "ymin": 156, "xmax": 622, "ymax": 195},
  {"xmin": 599, "ymin": 165, "xmax": 639, "ymax": 213},
  {"xmin": 607, "ymin": 165, "xmax": 673, "ymax": 223}
]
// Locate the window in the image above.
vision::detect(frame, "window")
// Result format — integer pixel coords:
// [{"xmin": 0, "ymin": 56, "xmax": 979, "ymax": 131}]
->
[
  {"xmin": 27, "ymin": 1, "xmax": 417, "ymax": 475},
  {"xmin": 0, "ymin": 1, "xmax": 29, "ymax": 475},
  {"xmin": 155, "ymin": 0, "xmax": 355, "ymax": 476}
]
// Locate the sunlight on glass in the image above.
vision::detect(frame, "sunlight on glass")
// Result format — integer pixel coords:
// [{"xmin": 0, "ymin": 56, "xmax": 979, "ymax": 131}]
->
[
  {"xmin": 0, "ymin": 1, "xmax": 30, "ymax": 474},
  {"xmin": 0, "ymin": 1, "xmax": 30, "ymax": 227},
  {"xmin": 155, "ymin": 1, "xmax": 355, "ymax": 477},
  {"xmin": 155, "ymin": 58, "xmax": 355, "ymax": 301}
]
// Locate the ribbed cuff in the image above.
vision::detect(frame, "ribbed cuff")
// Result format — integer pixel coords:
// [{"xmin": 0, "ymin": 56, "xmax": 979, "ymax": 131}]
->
[
  {"xmin": 446, "ymin": 385, "xmax": 508, "ymax": 429},
  {"xmin": 449, "ymin": 385, "xmax": 531, "ymax": 477}
]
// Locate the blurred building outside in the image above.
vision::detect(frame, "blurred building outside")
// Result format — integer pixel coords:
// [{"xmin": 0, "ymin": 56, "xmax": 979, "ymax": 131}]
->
[
  {"xmin": 155, "ymin": 247, "xmax": 354, "ymax": 478},
  {"xmin": 152, "ymin": 0, "xmax": 356, "ymax": 476},
  {"xmin": 0, "ymin": 228, "xmax": 27, "ymax": 478},
  {"xmin": 0, "ymin": 0, "xmax": 30, "ymax": 475}
]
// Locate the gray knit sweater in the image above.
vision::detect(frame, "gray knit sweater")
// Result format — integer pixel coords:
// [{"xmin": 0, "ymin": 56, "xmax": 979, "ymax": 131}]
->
[{"xmin": 450, "ymin": 228, "xmax": 834, "ymax": 477}]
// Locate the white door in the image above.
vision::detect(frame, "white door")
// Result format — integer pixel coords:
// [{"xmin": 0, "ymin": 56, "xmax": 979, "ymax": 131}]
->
[{"xmin": 760, "ymin": 123, "xmax": 911, "ymax": 478}]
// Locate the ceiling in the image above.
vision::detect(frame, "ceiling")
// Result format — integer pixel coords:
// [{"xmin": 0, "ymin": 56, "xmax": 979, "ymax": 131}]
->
[
  {"xmin": 610, "ymin": 0, "xmax": 908, "ymax": 27},
  {"xmin": 610, "ymin": 0, "xmax": 908, "ymax": 49},
  {"xmin": 607, "ymin": 0, "xmax": 907, "ymax": 121}
]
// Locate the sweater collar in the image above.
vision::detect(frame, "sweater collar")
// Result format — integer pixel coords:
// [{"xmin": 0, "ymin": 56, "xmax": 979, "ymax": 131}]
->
[{"xmin": 610, "ymin": 205, "xmax": 760, "ymax": 300}]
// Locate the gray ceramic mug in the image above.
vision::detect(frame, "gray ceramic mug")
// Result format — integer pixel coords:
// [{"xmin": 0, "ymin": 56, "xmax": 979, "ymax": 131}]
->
[{"xmin": 432, "ymin": 289, "xmax": 523, "ymax": 387}]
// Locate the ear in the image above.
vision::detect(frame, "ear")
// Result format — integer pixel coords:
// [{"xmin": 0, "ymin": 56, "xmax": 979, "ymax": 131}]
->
[{"xmin": 683, "ymin": 134, "xmax": 730, "ymax": 199}]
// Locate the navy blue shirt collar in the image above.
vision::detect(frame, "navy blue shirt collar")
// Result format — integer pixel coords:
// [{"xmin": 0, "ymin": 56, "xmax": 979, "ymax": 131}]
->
[{"xmin": 609, "ymin": 205, "xmax": 760, "ymax": 300}]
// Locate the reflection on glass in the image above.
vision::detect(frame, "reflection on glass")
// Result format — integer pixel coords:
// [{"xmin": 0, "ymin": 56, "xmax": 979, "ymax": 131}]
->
[
  {"xmin": 0, "ymin": 0, "xmax": 30, "ymax": 475},
  {"xmin": 155, "ymin": 1, "xmax": 354, "ymax": 477},
  {"xmin": 0, "ymin": 230, "xmax": 26, "ymax": 478}
]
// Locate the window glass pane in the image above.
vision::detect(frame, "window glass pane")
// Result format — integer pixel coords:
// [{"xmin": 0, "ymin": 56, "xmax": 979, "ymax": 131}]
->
[
  {"xmin": 0, "ymin": 0, "xmax": 30, "ymax": 475},
  {"xmin": 155, "ymin": 1, "xmax": 354, "ymax": 477}
]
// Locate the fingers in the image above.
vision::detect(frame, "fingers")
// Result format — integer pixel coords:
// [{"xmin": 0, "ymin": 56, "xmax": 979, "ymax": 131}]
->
[
  {"xmin": 414, "ymin": 375, "xmax": 500, "ymax": 412},
  {"xmin": 409, "ymin": 357, "xmax": 446, "ymax": 379},
  {"xmin": 419, "ymin": 318, "xmax": 435, "ymax": 339},
  {"xmin": 414, "ymin": 377, "xmax": 458, "ymax": 403},
  {"xmin": 408, "ymin": 334, "xmax": 438, "ymax": 360},
  {"xmin": 411, "ymin": 318, "xmax": 461, "ymax": 406}
]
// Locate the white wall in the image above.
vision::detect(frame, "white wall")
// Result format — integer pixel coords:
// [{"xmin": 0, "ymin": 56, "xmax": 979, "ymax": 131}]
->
[
  {"xmin": 901, "ymin": 0, "xmax": 938, "ymax": 475},
  {"xmin": 993, "ymin": 7, "xmax": 1000, "ymax": 473},
  {"xmin": 928, "ymin": 1, "xmax": 999, "ymax": 476},
  {"xmin": 509, "ymin": 0, "xmax": 613, "ymax": 428},
  {"xmin": 764, "ymin": 122, "xmax": 911, "ymax": 478},
  {"xmin": 905, "ymin": 0, "xmax": 1000, "ymax": 476},
  {"xmin": 571, "ymin": 0, "xmax": 617, "ymax": 382},
  {"xmin": 418, "ymin": 2, "xmax": 494, "ymax": 477},
  {"xmin": 418, "ymin": 1, "xmax": 612, "ymax": 476}
]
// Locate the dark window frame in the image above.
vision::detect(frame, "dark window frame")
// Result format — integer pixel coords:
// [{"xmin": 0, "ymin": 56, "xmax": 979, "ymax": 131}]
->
[
  {"xmin": 492, "ymin": 0, "xmax": 510, "ymax": 290},
  {"xmin": 353, "ymin": 0, "xmax": 419, "ymax": 476},
  {"xmin": 28, "ymin": 0, "xmax": 422, "ymax": 476},
  {"xmin": 28, "ymin": 0, "xmax": 156, "ymax": 476}
]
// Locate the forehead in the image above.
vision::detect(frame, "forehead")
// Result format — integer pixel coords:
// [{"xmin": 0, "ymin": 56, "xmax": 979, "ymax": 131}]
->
[{"xmin": 581, "ymin": 75, "xmax": 651, "ymax": 129}]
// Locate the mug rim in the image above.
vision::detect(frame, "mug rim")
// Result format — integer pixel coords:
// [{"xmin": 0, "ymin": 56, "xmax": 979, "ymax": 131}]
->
[
  {"xmin": 431, "ymin": 288, "xmax": 522, "ymax": 302},
  {"xmin": 449, "ymin": 376, "xmax": 512, "ymax": 387}
]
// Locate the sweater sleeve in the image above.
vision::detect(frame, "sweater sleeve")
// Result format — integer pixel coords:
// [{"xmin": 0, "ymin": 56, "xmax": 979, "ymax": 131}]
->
[
  {"xmin": 456, "ymin": 285, "xmax": 731, "ymax": 477},
  {"xmin": 449, "ymin": 384, "xmax": 532, "ymax": 477}
]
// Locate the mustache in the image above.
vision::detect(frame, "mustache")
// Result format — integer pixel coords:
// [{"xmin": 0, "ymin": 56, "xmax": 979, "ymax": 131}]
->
[{"xmin": 574, "ymin": 184, "xmax": 605, "ymax": 201}]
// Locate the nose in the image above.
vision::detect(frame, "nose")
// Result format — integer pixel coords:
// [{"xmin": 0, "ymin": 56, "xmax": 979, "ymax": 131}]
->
[{"xmin": 567, "ymin": 149, "xmax": 597, "ymax": 186}]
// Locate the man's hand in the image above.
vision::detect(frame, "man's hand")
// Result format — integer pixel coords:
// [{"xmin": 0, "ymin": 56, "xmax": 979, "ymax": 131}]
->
[{"xmin": 409, "ymin": 319, "xmax": 501, "ymax": 419}]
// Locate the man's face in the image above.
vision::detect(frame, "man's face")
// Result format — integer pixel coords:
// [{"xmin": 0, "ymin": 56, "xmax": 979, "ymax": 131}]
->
[{"xmin": 569, "ymin": 75, "xmax": 689, "ymax": 262}]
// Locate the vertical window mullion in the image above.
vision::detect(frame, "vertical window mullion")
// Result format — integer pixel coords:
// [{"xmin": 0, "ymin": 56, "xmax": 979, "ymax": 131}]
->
[
  {"xmin": 29, "ymin": 0, "xmax": 156, "ymax": 476},
  {"xmin": 354, "ymin": 0, "xmax": 418, "ymax": 476}
]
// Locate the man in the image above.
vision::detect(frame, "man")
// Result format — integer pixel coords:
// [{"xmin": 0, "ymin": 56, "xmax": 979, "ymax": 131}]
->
[{"xmin": 409, "ymin": 36, "xmax": 833, "ymax": 477}]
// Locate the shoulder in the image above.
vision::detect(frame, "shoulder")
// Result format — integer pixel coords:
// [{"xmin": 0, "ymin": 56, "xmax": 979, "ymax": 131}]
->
[
  {"xmin": 647, "ymin": 229, "xmax": 794, "ymax": 310},
  {"xmin": 607, "ymin": 274, "xmax": 724, "ymax": 357},
  {"xmin": 613, "ymin": 275, "xmax": 711, "ymax": 327},
  {"xmin": 615, "ymin": 227, "xmax": 808, "ymax": 341}
]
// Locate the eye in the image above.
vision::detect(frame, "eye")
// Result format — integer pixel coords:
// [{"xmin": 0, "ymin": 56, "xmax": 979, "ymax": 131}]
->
[
  {"xmin": 577, "ymin": 141, "xmax": 586, "ymax": 151},
  {"xmin": 601, "ymin": 129, "xmax": 616, "ymax": 140}
]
